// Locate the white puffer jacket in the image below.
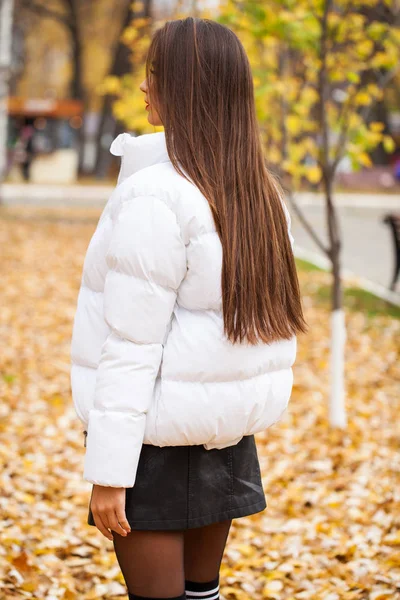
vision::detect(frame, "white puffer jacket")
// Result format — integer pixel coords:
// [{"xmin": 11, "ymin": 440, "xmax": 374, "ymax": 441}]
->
[{"xmin": 70, "ymin": 130, "xmax": 297, "ymax": 488}]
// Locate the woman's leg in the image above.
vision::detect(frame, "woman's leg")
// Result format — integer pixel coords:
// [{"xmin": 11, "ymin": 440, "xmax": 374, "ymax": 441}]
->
[
  {"xmin": 183, "ymin": 519, "xmax": 232, "ymax": 599},
  {"xmin": 113, "ymin": 529, "xmax": 186, "ymax": 599}
]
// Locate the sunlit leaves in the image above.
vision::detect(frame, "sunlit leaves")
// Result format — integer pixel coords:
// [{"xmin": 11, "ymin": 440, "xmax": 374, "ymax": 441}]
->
[
  {"xmin": 97, "ymin": 75, "xmax": 121, "ymax": 96},
  {"xmin": 382, "ymin": 135, "xmax": 396, "ymax": 153},
  {"xmin": 106, "ymin": 0, "xmax": 399, "ymax": 175},
  {"xmin": 307, "ymin": 164, "xmax": 323, "ymax": 183},
  {"xmin": 98, "ymin": 14, "xmax": 156, "ymax": 134},
  {"xmin": 215, "ymin": 0, "xmax": 400, "ymax": 184}
]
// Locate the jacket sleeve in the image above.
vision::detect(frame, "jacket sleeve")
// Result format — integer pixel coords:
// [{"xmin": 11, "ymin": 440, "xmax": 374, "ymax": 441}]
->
[{"xmin": 83, "ymin": 195, "xmax": 187, "ymax": 487}]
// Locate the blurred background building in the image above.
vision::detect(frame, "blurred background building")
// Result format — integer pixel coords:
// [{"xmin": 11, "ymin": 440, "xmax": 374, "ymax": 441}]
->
[{"xmin": 2, "ymin": 0, "xmax": 221, "ymax": 183}]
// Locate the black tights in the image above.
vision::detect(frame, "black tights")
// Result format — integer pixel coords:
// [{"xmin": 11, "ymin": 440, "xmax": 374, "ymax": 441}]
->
[{"xmin": 112, "ymin": 519, "xmax": 232, "ymax": 598}]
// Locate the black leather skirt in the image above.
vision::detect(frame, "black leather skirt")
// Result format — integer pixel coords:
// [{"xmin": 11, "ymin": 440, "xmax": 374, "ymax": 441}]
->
[{"xmin": 87, "ymin": 434, "xmax": 267, "ymax": 530}]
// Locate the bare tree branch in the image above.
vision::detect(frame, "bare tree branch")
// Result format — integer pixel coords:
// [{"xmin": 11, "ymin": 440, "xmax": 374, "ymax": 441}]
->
[
  {"xmin": 285, "ymin": 191, "xmax": 330, "ymax": 256},
  {"xmin": 317, "ymin": 0, "xmax": 344, "ymax": 303},
  {"xmin": 317, "ymin": 0, "xmax": 334, "ymax": 182},
  {"xmin": 277, "ymin": 44, "xmax": 329, "ymax": 257}
]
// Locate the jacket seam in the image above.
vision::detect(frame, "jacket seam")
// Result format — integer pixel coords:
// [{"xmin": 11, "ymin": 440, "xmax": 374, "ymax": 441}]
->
[
  {"xmin": 185, "ymin": 230, "xmax": 218, "ymax": 247},
  {"xmin": 106, "ymin": 267, "xmax": 179, "ymax": 293},
  {"xmin": 161, "ymin": 367, "xmax": 290, "ymax": 385},
  {"xmin": 120, "ymin": 192, "xmax": 185, "ymax": 243},
  {"xmin": 71, "ymin": 358, "xmax": 98, "ymax": 370},
  {"xmin": 71, "ymin": 363, "xmax": 291, "ymax": 382},
  {"xmin": 118, "ymin": 189, "xmax": 221, "ymax": 253},
  {"xmin": 81, "ymin": 282, "xmax": 103, "ymax": 294},
  {"xmin": 120, "ymin": 192, "xmax": 218, "ymax": 248},
  {"xmin": 89, "ymin": 407, "xmax": 146, "ymax": 416}
]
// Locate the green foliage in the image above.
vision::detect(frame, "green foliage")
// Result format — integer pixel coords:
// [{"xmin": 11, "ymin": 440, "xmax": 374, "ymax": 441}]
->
[
  {"xmin": 107, "ymin": 0, "xmax": 399, "ymax": 184},
  {"xmin": 216, "ymin": 0, "xmax": 400, "ymax": 188},
  {"xmin": 314, "ymin": 284, "xmax": 400, "ymax": 319},
  {"xmin": 295, "ymin": 258, "xmax": 326, "ymax": 273},
  {"xmin": 295, "ymin": 258, "xmax": 400, "ymax": 317},
  {"xmin": 98, "ymin": 16, "xmax": 162, "ymax": 134}
]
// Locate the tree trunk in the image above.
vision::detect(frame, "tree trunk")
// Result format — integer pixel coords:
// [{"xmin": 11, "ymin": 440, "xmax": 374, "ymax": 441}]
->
[
  {"xmin": 93, "ymin": 0, "xmax": 133, "ymax": 179},
  {"xmin": 0, "ymin": 0, "xmax": 14, "ymax": 185},
  {"xmin": 318, "ymin": 0, "xmax": 347, "ymax": 429},
  {"xmin": 70, "ymin": 28, "xmax": 85, "ymax": 172},
  {"xmin": 325, "ymin": 175, "xmax": 347, "ymax": 428},
  {"xmin": 19, "ymin": 0, "xmax": 88, "ymax": 173},
  {"xmin": 66, "ymin": 0, "xmax": 86, "ymax": 173},
  {"xmin": 94, "ymin": 0, "xmax": 152, "ymax": 179},
  {"xmin": 369, "ymin": 97, "xmax": 391, "ymax": 165}
]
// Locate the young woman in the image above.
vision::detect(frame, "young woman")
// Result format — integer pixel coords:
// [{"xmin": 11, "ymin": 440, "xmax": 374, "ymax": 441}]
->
[{"xmin": 70, "ymin": 16, "xmax": 307, "ymax": 600}]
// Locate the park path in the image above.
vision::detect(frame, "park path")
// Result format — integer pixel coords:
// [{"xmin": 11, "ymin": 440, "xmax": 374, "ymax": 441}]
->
[{"xmin": 288, "ymin": 203, "xmax": 398, "ymax": 292}]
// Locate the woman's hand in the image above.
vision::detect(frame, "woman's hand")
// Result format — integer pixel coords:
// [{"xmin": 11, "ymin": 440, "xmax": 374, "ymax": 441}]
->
[{"xmin": 90, "ymin": 485, "xmax": 131, "ymax": 540}]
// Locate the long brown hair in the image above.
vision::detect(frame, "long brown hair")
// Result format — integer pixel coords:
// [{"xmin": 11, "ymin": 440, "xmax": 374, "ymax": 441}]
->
[{"xmin": 146, "ymin": 17, "xmax": 308, "ymax": 345}]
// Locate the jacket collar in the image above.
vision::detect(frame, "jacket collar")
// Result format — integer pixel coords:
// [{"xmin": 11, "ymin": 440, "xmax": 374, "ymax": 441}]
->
[{"xmin": 110, "ymin": 130, "xmax": 171, "ymax": 185}]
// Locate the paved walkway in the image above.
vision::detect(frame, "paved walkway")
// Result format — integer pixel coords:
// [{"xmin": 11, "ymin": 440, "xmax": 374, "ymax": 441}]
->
[
  {"xmin": 1, "ymin": 184, "xmax": 399, "ymax": 209},
  {"xmin": 0, "ymin": 183, "xmax": 112, "ymax": 206},
  {"xmin": 288, "ymin": 204, "xmax": 399, "ymax": 293}
]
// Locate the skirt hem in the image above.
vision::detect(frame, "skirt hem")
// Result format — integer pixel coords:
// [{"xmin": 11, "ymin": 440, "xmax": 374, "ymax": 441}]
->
[{"xmin": 87, "ymin": 497, "xmax": 267, "ymax": 531}]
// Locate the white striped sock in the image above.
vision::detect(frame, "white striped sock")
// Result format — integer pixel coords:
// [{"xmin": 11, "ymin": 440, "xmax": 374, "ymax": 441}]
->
[{"xmin": 185, "ymin": 582, "xmax": 219, "ymax": 600}]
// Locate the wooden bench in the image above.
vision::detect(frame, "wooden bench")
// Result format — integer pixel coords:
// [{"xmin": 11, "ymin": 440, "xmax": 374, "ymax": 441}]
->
[{"xmin": 383, "ymin": 213, "xmax": 400, "ymax": 291}]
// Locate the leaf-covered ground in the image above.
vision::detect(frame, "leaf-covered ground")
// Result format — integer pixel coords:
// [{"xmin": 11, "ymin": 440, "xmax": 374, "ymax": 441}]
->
[{"xmin": 0, "ymin": 206, "xmax": 399, "ymax": 600}]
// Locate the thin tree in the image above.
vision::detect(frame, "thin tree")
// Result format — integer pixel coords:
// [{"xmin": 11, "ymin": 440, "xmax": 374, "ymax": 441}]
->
[
  {"xmin": 20, "ymin": 0, "xmax": 85, "ymax": 99},
  {"xmin": 19, "ymin": 0, "xmax": 91, "ymax": 170},
  {"xmin": 95, "ymin": 0, "xmax": 152, "ymax": 179},
  {"xmin": 0, "ymin": 0, "xmax": 14, "ymax": 186}
]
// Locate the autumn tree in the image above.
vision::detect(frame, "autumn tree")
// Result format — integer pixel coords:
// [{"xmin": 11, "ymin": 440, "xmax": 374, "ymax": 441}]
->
[
  {"xmin": 96, "ymin": 9, "xmax": 156, "ymax": 136},
  {"xmin": 96, "ymin": 0, "xmax": 219, "ymax": 138},
  {"xmin": 19, "ymin": 0, "xmax": 87, "ymax": 102},
  {"xmin": 17, "ymin": 0, "xmax": 134, "ymax": 172},
  {"xmin": 95, "ymin": 0, "xmax": 153, "ymax": 178},
  {"xmin": 218, "ymin": 0, "xmax": 400, "ymax": 427}
]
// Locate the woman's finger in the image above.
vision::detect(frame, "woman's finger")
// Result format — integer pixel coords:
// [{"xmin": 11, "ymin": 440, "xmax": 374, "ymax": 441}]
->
[
  {"xmin": 115, "ymin": 506, "xmax": 131, "ymax": 535},
  {"xmin": 109, "ymin": 509, "xmax": 130, "ymax": 537},
  {"xmin": 92, "ymin": 509, "xmax": 114, "ymax": 541}
]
